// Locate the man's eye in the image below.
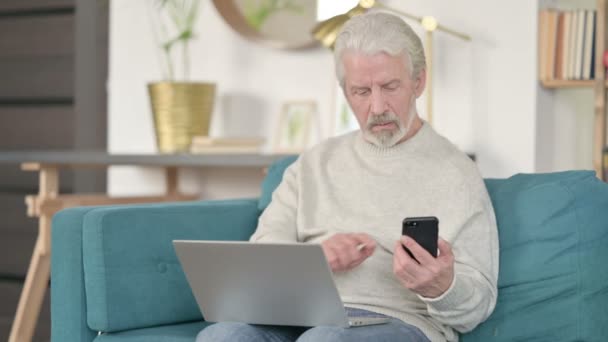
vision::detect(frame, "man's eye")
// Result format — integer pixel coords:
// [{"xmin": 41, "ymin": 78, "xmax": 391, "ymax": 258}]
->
[
  {"xmin": 355, "ymin": 89, "xmax": 370, "ymax": 96},
  {"xmin": 384, "ymin": 83, "xmax": 400, "ymax": 91}
]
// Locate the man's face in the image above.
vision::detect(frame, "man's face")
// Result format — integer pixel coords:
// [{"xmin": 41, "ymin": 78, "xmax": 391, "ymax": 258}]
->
[{"xmin": 342, "ymin": 51, "xmax": 424, "ymax": 147}]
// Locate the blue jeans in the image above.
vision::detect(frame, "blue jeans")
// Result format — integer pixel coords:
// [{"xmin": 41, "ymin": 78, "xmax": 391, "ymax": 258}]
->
[{"xmin": 195, "ymin": 308, "xmax": 430, "ymax": 342}]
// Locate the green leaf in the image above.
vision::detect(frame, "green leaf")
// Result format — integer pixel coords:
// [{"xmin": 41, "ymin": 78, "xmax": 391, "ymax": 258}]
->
[{"xmin": 152, "ymin": 0, "xmax": 201, "ymax": 81}]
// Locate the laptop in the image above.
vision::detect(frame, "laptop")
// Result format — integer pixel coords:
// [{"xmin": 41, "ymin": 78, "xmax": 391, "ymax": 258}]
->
[{"xmin": 173, "ymin": 240, "xmax": 390, "ymax": 328}]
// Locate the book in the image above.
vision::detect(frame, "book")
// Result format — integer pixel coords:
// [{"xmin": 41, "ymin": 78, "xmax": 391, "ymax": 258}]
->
[
  {"xmin": 546, "ymin": 10, "xmax": 559, "ymax": 80},
  {"xmin": 574, "ymin": 9, "xmax": 586, "ymax": 80},
  {"xmin": 590, "ymin": 11, "xmax": 597, "ymax": 79},
  {"xmin": 554, "ymin": 12, "xmax": 566, "ymax": 80},
  {"xmin": 562, "ymin": 11, "xmax": 572, "ymax": 80},
  {"xmin": 189, "ymin": 137, "xmax": 265, "ymax": 154},
  {"xmin": 568, "ymin": 10, "xmax": 579, "ymax": 79},
  {"xmin": 582, "ymin": 10, "xmax": 596, "ymax": 80}
]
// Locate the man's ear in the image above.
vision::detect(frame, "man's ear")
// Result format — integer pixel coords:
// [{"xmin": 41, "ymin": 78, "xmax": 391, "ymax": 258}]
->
[{"xmin": 414, "ymin": 68, "xmax": 427, "ymax": 98}]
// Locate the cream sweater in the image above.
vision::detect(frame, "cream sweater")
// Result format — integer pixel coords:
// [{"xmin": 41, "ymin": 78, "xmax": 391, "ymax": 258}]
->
[{"xmin": 251, "ymin": 123, "xmax": 499, "ymax": 341}]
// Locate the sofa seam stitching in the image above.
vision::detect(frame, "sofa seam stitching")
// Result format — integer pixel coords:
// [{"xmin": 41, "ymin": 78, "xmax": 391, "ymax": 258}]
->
[
  {"xmin": 561, "ymin": 177, "xmax": 584, "ymax": 342},
  {"xmin": 78, "ymin": 209, "xmax": 98, "ymax": 340},
  {"xmin": 98, "ymin": 213, "xmax": 110, "ymax": 333}
]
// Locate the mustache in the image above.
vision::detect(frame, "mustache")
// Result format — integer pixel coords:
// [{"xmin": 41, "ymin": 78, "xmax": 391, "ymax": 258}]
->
[{"xmin": 366, "ymin": 113, "xmax": 399, "ymax": 129}]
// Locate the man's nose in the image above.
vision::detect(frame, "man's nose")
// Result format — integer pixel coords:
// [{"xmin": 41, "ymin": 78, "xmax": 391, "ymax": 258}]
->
[{"xmin": 370, "ymin": 90, "xmax": 387, "ymax": 115}]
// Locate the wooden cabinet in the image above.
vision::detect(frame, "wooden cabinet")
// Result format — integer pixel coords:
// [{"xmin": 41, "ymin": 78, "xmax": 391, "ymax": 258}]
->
[{"xmin": 0, "ymin": 0, "xmax": 108, "ymax": 340}]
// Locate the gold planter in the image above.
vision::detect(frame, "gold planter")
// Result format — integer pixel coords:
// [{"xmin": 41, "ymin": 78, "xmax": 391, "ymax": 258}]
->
[{"xmin": 148, "ymin": 82, "xmax": 216, "ymax": 153}]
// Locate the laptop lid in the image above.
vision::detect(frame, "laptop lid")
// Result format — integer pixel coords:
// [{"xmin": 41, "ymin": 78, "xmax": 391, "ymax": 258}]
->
[{"xmin": 173, "ymin": 240, "xmax": 350, "ymax": 327}]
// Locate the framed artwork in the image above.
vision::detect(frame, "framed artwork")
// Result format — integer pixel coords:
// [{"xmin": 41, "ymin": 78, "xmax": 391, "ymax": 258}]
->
[
  {"xmin": 273, "ymin": 101, "xmax": 316, "ymax": 152},
  {"xmin": 331, "ymin": 83, "xmax": 359, "ymax": 136}
]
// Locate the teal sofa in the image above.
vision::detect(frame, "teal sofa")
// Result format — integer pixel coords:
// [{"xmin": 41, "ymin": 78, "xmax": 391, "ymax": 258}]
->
[{"xmin": 51, "ymin": 157, "xmax": 608, "ymax": 341}]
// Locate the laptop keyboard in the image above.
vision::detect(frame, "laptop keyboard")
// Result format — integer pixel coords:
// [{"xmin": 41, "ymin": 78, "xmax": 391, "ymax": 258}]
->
[{"xmin": 345, "ymin": 307, "xmax": 389, "ymax": 318}]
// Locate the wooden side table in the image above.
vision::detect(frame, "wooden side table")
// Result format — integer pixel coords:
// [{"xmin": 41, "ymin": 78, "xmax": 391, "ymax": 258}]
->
[{"xmin": 0, "ymin": 151, "xmax": 292, "ymax": 342}]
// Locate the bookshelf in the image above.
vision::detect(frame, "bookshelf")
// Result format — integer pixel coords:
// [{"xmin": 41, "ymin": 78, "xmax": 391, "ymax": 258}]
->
[{"xmin": 539, "ymin": 0, "xmax": 607, "ymax": 181}]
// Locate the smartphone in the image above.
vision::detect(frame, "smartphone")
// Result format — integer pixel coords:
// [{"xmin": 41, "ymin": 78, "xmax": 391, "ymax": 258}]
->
[{"xmin": 402, "ymin": 216, "xmax": 439, "ymax": 261}]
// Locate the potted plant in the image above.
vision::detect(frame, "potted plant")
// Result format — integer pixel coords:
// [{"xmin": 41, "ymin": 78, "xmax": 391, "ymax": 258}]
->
[{"xmin": 148, "ymin": 0, "xmax": 216, "ymax": 153}]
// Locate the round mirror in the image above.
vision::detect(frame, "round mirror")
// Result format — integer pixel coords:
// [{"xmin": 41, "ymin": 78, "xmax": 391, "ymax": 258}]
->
[{"xmin": 212, "ymin": 0, "xmax": 319, "ymax": 50}]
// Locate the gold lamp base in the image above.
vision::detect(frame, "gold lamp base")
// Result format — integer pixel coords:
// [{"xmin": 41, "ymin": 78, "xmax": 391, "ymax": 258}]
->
[{"xmin": 148, "ymin": 82, "xmax": 216, "ymax": 153}]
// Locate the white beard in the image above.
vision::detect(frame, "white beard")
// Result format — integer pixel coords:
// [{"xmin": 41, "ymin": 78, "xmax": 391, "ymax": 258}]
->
[{"xmin": 363, "ymin": 96, "xmax": 417, "ymax": 148}]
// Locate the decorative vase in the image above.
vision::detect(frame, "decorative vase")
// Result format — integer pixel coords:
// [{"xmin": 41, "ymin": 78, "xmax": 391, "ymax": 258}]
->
[{"xmin": 148, "ymin": 82, "xmax": 216, "ymax": 153}]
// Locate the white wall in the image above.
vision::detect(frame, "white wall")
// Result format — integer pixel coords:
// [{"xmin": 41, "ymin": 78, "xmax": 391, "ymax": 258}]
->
[
  {"xmin": 380, "ymin": 0, "xmax": 539, "ymax": 177},
  {"xmin": 536, "ymin": 87, "xmax": 595, "ymax": 172},
  {"xmin": 108, "ymin": 0, "xmax": 558, "ymax": 198},
  {"xmin": 108, "ymin": 0, "xmax": 335, "ymax": 198}
]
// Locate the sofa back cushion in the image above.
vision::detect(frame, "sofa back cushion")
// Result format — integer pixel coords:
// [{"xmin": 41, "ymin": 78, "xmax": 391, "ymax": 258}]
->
[
  {"xmin": 462, "ymin": 170, "xmax": 608, "ymax": 341},
  {"xmin": 82, "ymin": 199, "xmax": 260, "ymax": 333},
  {"xmin": 260, "ymin": 158, "xmax": 608, "ymax": 341},
  {"xmin": 258, "ymin": 155, "xmax": 298, "ymax": 210}
]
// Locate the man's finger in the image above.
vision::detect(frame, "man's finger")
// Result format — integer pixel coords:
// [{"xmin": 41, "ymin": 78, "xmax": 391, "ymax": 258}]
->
[
  {"xmin": 437, "ymin": 237, "xmax": 453, "ymax": 259},
  {"xmin": 394, "ymin": 241, "xmax": 420, "ymax": 270},
  {"xmin": 393, "ymin": 240, "xmax": 408, "ymax": 261},
  {"xmin": 334, "ymin": 236, "xmax": 368, "ymax": 267},
  {"xmin": 354, "ymin": 233, "xmax": 376, "ymax": 246},
  {"xmin": 400, "ymin": 236, "xmax": 435, "ymax": 265},
  {"xmin": 393, "ymin": 241, "xmax": 409, "ymax": 266},
  {"xmin": 357, "ymin": 240, "xmax": 376, "ymax": 255},
  {"xmin": 393, "ymin": 242, "xmax": 421, "ymax": 282},
  {"xmin": 349, "ymin": 233, "xmax": 376, "ymax": 256},
  {"xmin": 323, "ymin": 245, "xmax": 340, "ymax": 271}
]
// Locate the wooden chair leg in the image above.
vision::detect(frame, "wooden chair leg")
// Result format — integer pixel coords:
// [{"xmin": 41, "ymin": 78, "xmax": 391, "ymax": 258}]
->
[
  {"xmin": 8, "ymin": 216, "xmax": 52, "ymax": 342},
  {"xmin": 9, "ymin": 166, "xmax": 57, "ymax": 342}
]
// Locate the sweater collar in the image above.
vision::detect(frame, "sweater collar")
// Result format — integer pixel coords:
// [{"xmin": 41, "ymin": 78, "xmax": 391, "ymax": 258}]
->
[{"xmin": 354, "ymin": 121, "xmax": 431, "ymax": 158}]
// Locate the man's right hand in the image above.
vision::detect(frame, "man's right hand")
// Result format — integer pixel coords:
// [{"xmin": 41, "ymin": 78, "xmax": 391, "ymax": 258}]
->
[{"xmin": 321, "ymin": 233, "xmax": 376, "ymax": 272}]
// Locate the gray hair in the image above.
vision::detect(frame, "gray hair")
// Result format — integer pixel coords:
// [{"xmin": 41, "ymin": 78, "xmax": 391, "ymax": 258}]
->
[{"xmin": 334, "ymin": 12, "xmax": 426, "ymax": 88}]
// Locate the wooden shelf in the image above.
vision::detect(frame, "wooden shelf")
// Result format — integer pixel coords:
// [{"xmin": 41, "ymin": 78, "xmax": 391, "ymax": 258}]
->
[
  {"xmin": 538, "ymin": 0, "xmax": 607, "ymax": 181},
  {"xmin": 540, "ymin": 79, "xmax": 608, "ymax": 88}
]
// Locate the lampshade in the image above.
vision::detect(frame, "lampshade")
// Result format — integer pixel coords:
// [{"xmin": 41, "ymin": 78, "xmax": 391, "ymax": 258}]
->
[{"xmin": 311, "ymin": 1, "xmax": 374, "ymax": 50}]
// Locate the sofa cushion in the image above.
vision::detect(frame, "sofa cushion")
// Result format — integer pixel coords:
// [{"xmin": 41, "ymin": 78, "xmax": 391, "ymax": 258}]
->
[
  {"xmin": 94, "ymin": 321, "xmax": 210, "ymax": 342},
  {"xmin": 82, "ymin": 199, "xmax": 260, "ymax": 333},
  {"xmin": 462, "ymin": 171, "xmax": 608, "ymax": 341},
  {"xmin": 258, "ymin": 155, "xmax": 298, "ymax": 210}
]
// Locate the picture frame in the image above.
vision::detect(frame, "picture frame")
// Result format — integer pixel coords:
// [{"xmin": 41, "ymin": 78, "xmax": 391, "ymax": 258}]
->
[
  {"xmin": 331, "ymin": 83, "xmax": 359, "ymax": 136},
  {"xmin": 273, "ymin": 101, "xmax": 316, "ymax": 153}
]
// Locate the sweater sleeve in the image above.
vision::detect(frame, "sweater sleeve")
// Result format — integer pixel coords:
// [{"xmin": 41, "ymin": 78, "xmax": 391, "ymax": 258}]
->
[
  {"xmin": 250, "ymin": 160, "xmax": 300, "ymax": 243},
  {"xmin": 418, "ymin": 177, "xmax": 499, "ymax": 333}
]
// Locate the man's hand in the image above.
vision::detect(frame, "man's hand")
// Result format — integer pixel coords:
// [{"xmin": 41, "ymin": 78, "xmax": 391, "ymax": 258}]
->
[
  {"xmin": 393, "ymin": 236, "xmax": 454, "ymax": 298},
  {"xmin": 322, "ymin": 233, "xmax": 376, "ymax": 272}
]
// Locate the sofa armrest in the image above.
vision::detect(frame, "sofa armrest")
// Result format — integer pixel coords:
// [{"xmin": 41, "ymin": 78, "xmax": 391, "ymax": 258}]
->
[{"xmin": 51, "ymin": 199, "xmax": 260, "ymax": 340}]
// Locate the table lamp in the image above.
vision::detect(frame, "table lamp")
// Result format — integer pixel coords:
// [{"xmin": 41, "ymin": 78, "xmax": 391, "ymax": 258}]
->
[{"xmin": 312, "ymin": 0, "xmax": 471, "ymax": 125}]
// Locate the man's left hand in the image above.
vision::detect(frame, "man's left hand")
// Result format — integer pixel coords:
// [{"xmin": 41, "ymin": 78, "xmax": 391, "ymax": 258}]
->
[{"xmin": 393, "ymin": 236, "xmax": 455, "ymax": 298}]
